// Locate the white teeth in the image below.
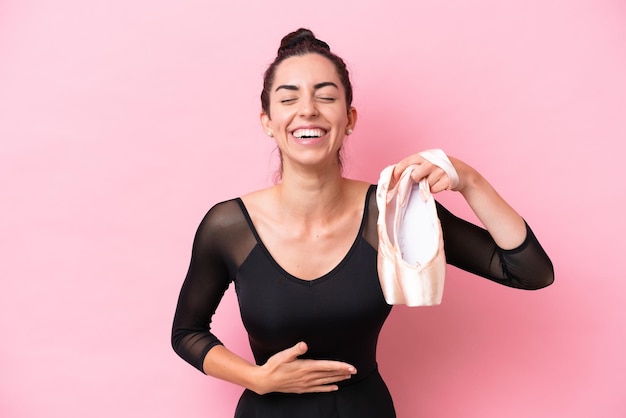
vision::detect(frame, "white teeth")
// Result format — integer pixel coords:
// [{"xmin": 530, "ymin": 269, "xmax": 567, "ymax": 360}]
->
[{"xmin": 293, "ymin": 128, "xmax": 326, "ymax": 138}]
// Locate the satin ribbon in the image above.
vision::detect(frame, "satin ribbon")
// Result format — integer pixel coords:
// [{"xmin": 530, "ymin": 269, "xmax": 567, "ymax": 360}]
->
[{"xmin": 418, "ymin": 148, "xmax": 459, "ymax": 190}]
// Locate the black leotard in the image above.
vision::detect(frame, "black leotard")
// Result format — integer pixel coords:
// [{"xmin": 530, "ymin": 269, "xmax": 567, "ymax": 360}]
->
[{"xmin": 172, "ymin": 185, "xmax": 553, "ymax": 417}]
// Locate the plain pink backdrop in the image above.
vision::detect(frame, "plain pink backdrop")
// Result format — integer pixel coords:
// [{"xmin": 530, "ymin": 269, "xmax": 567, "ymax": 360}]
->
[{"xmin": 1, "ymin": 0, "xmax": 625, "ymax": 417}]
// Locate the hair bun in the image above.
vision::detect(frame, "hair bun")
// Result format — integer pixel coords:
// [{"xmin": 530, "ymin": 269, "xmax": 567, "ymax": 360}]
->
[{"xmin": 278, "ymin": 28, "xmax": 330, "ymax": 55}]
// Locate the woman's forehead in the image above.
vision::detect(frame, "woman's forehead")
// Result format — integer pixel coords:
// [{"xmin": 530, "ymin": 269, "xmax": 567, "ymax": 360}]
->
[{"xmin": 272, "ymin": 54, "xmax": 342, "ymax": 87}]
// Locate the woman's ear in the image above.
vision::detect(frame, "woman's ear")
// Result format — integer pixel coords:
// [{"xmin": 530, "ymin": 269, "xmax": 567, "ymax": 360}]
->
[
  {"xmin": 346, "ymin": 106, "xmax": 358, "ymax": 133},
  {"xmin": 260, "ymin": 111, "xmax": 273, "ymax": 137}
]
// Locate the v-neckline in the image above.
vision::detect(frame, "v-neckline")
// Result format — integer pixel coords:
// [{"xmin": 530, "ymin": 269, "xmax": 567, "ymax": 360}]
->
[{"xmin": 235, "ymin": 186, "xmax": 373, "ymax": 285}]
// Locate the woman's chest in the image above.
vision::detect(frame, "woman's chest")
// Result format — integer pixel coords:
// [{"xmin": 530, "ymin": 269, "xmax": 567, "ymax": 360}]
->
[{"xmin": 233, "ymin": 240, "xmax": 390, "ymax": 353}]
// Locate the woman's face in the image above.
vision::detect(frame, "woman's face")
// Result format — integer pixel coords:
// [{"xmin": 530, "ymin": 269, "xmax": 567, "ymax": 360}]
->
[{"xmin": 261, "ymin": 53, "xmax": 357, "ymax": 172}]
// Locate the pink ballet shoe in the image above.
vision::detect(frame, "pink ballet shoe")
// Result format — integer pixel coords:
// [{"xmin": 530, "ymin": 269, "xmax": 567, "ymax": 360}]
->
[{"xmin": 376, "ymin": 149, "xmax": 456, "ymax": 306}]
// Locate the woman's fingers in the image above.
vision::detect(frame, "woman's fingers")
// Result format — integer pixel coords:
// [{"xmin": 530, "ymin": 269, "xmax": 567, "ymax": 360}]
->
[
  {"xmin": 392, "ymin": 153, "xmax": 456, "ymax": 193},
  {"xmin": 295, "ymin": 360, "xmax": 355, "ymax": 392},
  {"xmin": 423, "ymin": 169, "xmax": 450, "ymax": 193},
  {"xmin": 259, "ymin": 342, "xmax": 357, "ymax": 394},
  {"xmin": 275, "ymin": 359, "xmax": 356, "ymax": 394},
  {"xmin": 301, "ymin": 359, "xmax": 357, "ymax": 379}
]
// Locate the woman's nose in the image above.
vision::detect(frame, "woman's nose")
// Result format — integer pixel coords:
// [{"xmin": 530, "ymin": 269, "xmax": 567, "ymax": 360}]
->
[{"xmin": 299, "ymin": 96, "xmax": 319, "ymax": 117}]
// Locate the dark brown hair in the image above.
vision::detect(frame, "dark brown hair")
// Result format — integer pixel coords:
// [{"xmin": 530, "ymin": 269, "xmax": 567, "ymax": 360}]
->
[{"xmin": 261, "ymin": 28, "xmax": 353, "ymax": 117}]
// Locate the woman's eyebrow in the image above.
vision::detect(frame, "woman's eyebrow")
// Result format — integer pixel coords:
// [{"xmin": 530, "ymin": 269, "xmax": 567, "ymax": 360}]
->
[
  {"xmin": 275, "ymin": 84, "xmax": 298, "ymax": 92},
  {"xmin": 274, "ymin": 82, "xmax": 339, "ymax": 92},
  {"xmin": 313, "ymin": 82, "xmax": 339, "ymax": 90}
]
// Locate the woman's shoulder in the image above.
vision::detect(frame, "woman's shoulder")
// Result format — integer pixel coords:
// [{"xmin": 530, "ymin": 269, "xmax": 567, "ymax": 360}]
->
[
  {"xmin": 192, "ymin": 198, "xmax": 256, "ymax": 257},
  {"xmin": 197, "ymin": 198, "xmax": 248, "ymax": 235},
  {"xmin": 344, "ymin": 179, "xmax": 376, "ymax": 206},
  {"xmin": 342, "ymin": 178, "xmax": 376, "ymax": 199},
  {"xmin": 240, "ymin": 185, "xmax": 275, "ymax": 203},
  {"xmin": 206, "ymin": 197, "xmax": 242, "ymax": 214},
  {"xmin": 345, "ymin": 178, "xmax": 374, "ymax": 190},
  {"xmin": 239, "ymin": 185, "xmax": 278, "ymax": 217}
]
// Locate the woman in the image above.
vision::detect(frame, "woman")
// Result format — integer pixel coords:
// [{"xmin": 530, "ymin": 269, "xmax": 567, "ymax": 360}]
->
[{"xmin": 171, "ymin": 28, "xmax": 554, "ymax": 417}]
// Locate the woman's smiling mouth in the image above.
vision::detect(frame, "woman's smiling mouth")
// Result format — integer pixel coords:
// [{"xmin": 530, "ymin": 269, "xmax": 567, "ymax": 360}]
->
[{"xmin": 291, "ymin": 128, "xmax": 328, "ymax": 144}]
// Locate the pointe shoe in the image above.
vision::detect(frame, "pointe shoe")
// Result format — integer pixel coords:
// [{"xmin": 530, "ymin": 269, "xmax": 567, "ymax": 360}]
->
[
  {"xmin": 376, "ymin": 165, "xmax": 407, "ymax": 304},
  {"xmin": 376, "ymin": 151, "xmax": 454, "ymax": 306}
]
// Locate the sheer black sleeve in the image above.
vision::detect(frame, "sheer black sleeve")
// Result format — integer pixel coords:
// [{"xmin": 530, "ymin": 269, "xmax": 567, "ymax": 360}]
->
[
  {"xmin": 436, "ymin": 202, "xmax": 554, "ymax": 289},
  {"xmin": 171, "ymin": 200, "xmax": 255, "ymax": 373}
]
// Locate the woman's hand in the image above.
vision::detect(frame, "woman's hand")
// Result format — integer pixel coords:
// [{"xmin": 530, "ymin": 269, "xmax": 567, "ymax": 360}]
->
[
  {"xmin": 253, "ymin": 342, "xmax": 357, "ymax": 395},
  {"xmin": 391, "ymin": 153, "xmax": 471, "ymax": 194}
]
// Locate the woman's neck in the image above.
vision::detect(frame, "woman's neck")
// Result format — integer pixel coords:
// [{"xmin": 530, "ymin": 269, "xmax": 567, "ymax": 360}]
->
[{"xmin": 275, "ymin": 168, "xmax": 347, "ymax": 220}]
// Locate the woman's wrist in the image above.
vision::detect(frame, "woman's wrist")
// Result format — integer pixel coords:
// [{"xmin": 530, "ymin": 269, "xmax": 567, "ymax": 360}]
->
[
  {"xmin": 449, "ymin": 157, "xmax": 478, "ymax": 194},
  {"xmin": 249, "ymin": 364, "xmax": 270, "ymax": 395}
]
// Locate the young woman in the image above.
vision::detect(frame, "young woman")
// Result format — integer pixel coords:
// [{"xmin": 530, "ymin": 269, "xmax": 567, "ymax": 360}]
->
[{"xmin": 171, "ymin": 28, "xmax": 554, "ymax": 418}]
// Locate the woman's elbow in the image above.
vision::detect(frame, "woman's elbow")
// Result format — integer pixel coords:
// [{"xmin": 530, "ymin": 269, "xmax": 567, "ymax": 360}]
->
[{"xmin": 519, "ymin": 265, "xmax": 555, "ymax": 290}]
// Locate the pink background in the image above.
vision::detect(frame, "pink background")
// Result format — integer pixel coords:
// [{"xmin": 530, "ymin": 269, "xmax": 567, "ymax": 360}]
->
[{"xmin": 1, "ymin": 0, "xmax": 625, "ymax": 417}]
